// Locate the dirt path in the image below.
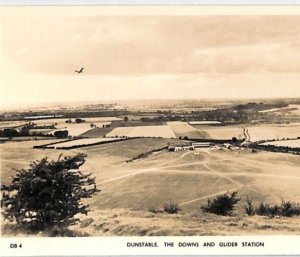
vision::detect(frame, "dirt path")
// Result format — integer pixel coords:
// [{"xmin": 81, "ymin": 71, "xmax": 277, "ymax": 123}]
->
[
  {"xmin": 99, "ymin": 167, "xmax": 158, "ymax": 185},
  {"xmin": 179, "ymin": 186, "xmax": 241, "ymax": 206},
  {"xmin": 202, "ymin": 163, "xmax": 243, "ymax": 187}
]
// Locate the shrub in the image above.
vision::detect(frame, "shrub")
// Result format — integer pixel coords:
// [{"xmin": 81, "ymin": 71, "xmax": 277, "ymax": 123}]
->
[
  {"xmin": 1, "ymin": 154, "xmax": 100, "ymax": 233},
  {"xmin": 201, "ymin": 191, "xmax": 240, "ymax": 216},
  {"xmin": 280, "ymin": 200, "xmax": 300, "ymax": 217},
  {"xmin": 255, "ymin": 200, "xmax": 300, "ymax": 217},
  {"xmin": 244, "ymin": 196, "xmax": 255, "ymax": 216},
  {"xmin": 148, "ymin": 207, "xmax": 162, "ymax": 214},
  {"xmin": 163, "ymin": 203, "xmax": 181, "ymax": 214}
]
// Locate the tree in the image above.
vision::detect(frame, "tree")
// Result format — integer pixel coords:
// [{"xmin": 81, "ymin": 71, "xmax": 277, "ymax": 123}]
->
[
  {"xmin": 75, "ymin": 118, "xmax": 85, "ymax": 123},
  {"xmin": 201, "ymin": 191, "xmax": 240, "ymax": 216},
  {"xmin": 124, "ymin": 116, "xmax": 129, "ymax": 122},
  {"xmin": 54, "ymin": 130, "xmax": 68, "ymax": 138},
  {"xmin": 231, "ymin": 137, "xmax": 238, "ymax": 144},
  {"xmin": 1, "ymin": 154, "xmax": 99, "ymax": 232},
  {"xmin": 2, "ymin": 128, "xmax": 19, "ymax": 137}
]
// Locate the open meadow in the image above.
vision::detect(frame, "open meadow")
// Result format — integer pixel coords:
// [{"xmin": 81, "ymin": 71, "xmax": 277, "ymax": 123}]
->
[{"xmin": 1, "ymin": 136, "xmax": 300, "ymax": 235}]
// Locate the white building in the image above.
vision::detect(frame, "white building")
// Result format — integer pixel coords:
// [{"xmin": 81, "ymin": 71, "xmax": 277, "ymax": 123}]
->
[{"xmin": 191, "ymin": 142, "xmax": 211, "ymax": 148}]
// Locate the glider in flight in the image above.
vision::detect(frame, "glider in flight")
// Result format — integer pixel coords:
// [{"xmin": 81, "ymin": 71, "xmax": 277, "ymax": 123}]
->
[{"xmin": 75, "ymin": 67, "xmax": 84, "ymax": 74}]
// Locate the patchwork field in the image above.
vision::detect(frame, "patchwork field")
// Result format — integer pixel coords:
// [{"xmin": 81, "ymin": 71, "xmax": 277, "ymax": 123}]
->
[
  {"xmin": 167, "ymin": 121, "xmax": 210, "ymax": 139},
  {"xmin": 202, "ymin": 127, "xmax": 244, "ymax": 140},
  {"xmin": 106, "ymin": 125, "xmax": 176, "ymax": 138},
  {"xmin": 247, "ymin": 124, "xmax": 300, "ymax": 142},
  {"xmin": 167, "ymin": 121, "xmax": 209, "ymax": 139},
  {"xmin": 261, "ymin": 139, "xmax": 300, "ymax": 148},
  {"xmin": 79, "ymin": 127, "xmax": 115, "ymax": 138},
  {"xmin": 0, "ymin": 121, "xmax": 27, "ymax": 129},
  {"xmin": 2, "ymin": 133, "xmax": 300, "ymax": 235},
  {"xmin": 29, "ymin": 117, "xmax": 122, "ymax": 137},
  {"xmin": 259, "ymin": 104, "xmax": 300, "ymax": 115},
  {"xmin": 32, "ymin": 117, "xmax": 121, "ymax": 126}
]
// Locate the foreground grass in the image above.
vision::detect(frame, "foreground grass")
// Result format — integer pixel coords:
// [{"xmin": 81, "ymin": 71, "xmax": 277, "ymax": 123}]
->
[{"xmin": 2, "ymin": 208, "xmax": 300, "ymax": 236}]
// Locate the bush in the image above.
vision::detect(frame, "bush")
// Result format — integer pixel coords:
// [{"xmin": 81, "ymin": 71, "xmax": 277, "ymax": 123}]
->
[
  {"xmin": 148, "ymin": 207, "xmax": 162, "ymax": 214},
  {"xmin": 244, "ymin": 196, "xmax": 255, "ymax": 216},
  {"xmin": 255, "ymin": 200, "xmax": 300, "ymax": 217},
  {"xmin": 163, "ymin": 203, "xmax": 181, "ymax": 214},
  {"xmin": 1, "ymin": 154, "xmax": 100, "ymax": 232},
  {"xmin": 201, "ymin": 191, "xmax": 240, "ymax": 216}
]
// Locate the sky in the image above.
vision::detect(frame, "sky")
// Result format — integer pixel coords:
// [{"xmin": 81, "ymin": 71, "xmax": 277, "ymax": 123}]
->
[{"xmin": 1, "ymin": 7, "xmax": 300, "ymax": 109}]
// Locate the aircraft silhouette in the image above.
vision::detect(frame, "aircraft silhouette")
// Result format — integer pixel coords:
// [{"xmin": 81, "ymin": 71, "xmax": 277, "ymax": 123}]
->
[{"xmin": 75, "ymin": 67, "xmax": 84, "ymax": 74}]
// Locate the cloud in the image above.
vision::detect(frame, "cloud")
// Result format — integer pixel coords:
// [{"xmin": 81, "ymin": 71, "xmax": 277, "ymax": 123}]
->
[
  {"xmin": 1, "ymin": 11, "xmax": 300, "ymax": 108},
  {"xmin": 3, "ymin": 14, "xmax": 300, "ymax": 76}
]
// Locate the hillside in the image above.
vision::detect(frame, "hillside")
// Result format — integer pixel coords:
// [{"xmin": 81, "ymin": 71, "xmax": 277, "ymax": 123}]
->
[{"xmin": 1, "ymin": 137, "xmax": 300, "ymax": 236}]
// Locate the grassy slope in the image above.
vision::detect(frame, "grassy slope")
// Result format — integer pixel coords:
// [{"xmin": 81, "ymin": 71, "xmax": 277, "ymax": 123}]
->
[
  {"xmin": 83, "ymin": 144, "xmax": 300, "ymax": 215},
  {"xmin": 2, "ymin": 138, "xmax": 300, "ymax": 236}
]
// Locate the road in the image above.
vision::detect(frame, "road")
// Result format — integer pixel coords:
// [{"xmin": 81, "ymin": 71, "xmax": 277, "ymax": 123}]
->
[{"xmin": 241, "ymin": 127, "xmax": 250, "ymax": 145}]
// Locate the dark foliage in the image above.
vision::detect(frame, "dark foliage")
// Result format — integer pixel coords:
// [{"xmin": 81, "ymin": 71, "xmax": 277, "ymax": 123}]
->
[
  {"xmin": 244, "ymin": 196, "xmax": 255, "ymax": 216},
  {"xmin": 163, "ymin": 203, "xmax": 181, "ymax": 214},
  {"xmin": 75, "ymin": 118, "xmax": 85, "ymax": 123},
  {"xmin": 1, "ymin": 154, "xmax": 99, "ymax": 232},
  {"xmin": 201, "ymin": 191, "xmax": 240, "ymax": 216},
  {"xmin": 249, "ymin": 143, "xmax": 300, "ymax": 155},
  {"xmin": 0, "ymin": 128, "xmax": 19, "ymax": 137},
  {"xmin": 255, "ymin": 200, "xmax": 300, "ymax": 217},
  {"xmin": 231, "ymin": 137, "xmax": 238, "ymax": 143},
  {"xmin": 54, "ymin": 130, "xmax": 69, "ymax": 138},
  {"xmin": 148, "ymin": 207, "xmax": 163, "ymax": 214}
]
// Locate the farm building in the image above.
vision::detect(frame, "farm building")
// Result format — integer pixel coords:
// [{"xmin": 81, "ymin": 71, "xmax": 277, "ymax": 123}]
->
[
  {"xmin": 191, "ymin": 142, "xmax": 212, "ymax": 148},
  {"xmin": 168, "ymin": 145, "xmax": 194, "ymax": 152},
  {"xmin": 168, "ymin": 142, "xmax": 212, "ymax": 151}
]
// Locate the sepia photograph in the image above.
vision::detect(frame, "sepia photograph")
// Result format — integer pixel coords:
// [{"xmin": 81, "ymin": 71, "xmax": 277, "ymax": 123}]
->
[{"xmin": 1, "ymin": 5, "xmax": 300, "ymax": 245}]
